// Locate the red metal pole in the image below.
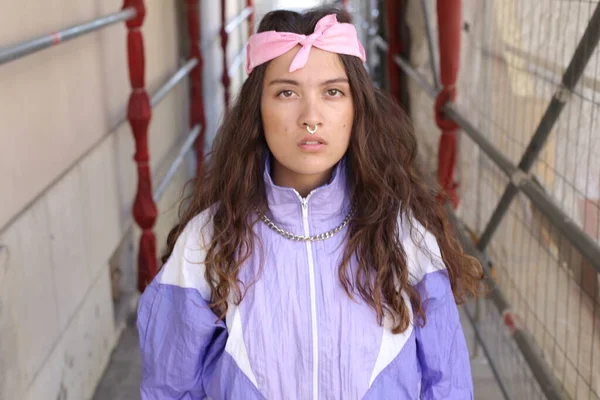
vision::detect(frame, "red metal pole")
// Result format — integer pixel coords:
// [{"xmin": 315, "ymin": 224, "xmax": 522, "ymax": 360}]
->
[
  {"xmin": 247, "ymin": 0, "xmax": 254, "ymax": 37},
  {"xmin": 220, "ymin": 0, "xmax": 231, "ymax": 110},
  {"xmin": 186, "ymin": 0, "xmax": 207, "ymax": 177},
  {"xmin": 434, "ymin": 0, "xmax": 461, "ymax": 208},
  {"xmin": 386, "ymin": 0, "xmax": 402, "ymax": 104},
  {"xmin": 123, "ymin": 0, "xmax": 157, "ymax": 292}
]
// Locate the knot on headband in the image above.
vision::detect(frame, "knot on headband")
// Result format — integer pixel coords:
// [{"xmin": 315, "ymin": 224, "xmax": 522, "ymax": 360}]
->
[{"xmin": 245, "ymin": 14, "xmax": 366, "ymax": 74}]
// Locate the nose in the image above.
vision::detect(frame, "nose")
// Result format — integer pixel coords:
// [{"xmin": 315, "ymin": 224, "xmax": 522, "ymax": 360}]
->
[{"xmin": 298, "ymin": 94, "xmax": 322, "ymax": 130}]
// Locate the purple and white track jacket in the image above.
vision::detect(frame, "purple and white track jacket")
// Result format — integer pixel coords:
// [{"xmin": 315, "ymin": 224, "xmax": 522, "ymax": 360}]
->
[{"xmin": 137, "ymin": 160, "xmax": 474, "ymax": 399}]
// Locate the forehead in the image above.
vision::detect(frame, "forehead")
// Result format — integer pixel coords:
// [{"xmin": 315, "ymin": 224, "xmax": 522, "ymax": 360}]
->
[{"xmin": 264, "ymin": 46, "xmax": 347, "ymax": 84}]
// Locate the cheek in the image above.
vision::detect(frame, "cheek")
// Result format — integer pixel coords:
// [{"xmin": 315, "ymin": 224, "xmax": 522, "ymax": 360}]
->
[
  {"xmin": 337, "ymin": 104, "xmax": 354, "ymax": 139},
  {"xmin": 261, "ymin": 99, "xmax": 293, "ymax": 139}
]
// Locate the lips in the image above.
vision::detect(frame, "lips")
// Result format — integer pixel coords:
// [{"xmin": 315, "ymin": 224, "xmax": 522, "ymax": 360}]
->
[
  {"xmin": 300, "ymin": 140, "xmax": 323, "ymax": 145},
  {"xmin": 297, "ymin": 136, "xmax": 327, "ymax": 146}
]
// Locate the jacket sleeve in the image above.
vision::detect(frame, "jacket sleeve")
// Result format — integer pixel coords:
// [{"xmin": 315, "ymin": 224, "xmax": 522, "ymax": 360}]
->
[
  {"xmin": 414, "ymin": 270, "xmax": 473, "ymax": 399},
  {"xmin": 405, "ymin": 219, "xmax": 474, "ymax": 399},
  {"xmin": 137, "ymin": 211, "xmax": 227, "ymax": 400}
]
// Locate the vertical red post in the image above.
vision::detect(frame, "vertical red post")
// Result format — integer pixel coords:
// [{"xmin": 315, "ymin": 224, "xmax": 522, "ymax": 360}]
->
[
  {"xmin": 123, "ymin": 0, "xmax": 157, "ymax": 292},
  {"xmin": 434, "ymin": 0, "xmax": 461, "ymax": 208},
  {"xmin": 186, "ymin": 0, "xmax": 207, "ymax": 177},
  {"xmin": 341, "ymin": 0, "xmax": 349, "ymax": 9},
  {"xmin": 247, "ymin": 0, "xmax": 254, "ymax": 37},
  {"xmin": 220, "ymin": 0, "xmax": 231, "ymax": 110},
  {"xmin": 385, "ymin": 0, "xmax": 402, "ymax": 104}
]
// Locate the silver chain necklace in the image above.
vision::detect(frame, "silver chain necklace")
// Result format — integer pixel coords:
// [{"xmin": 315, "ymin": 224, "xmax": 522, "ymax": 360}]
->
[{"xmin": 258, "ymin": 205, "xmax": 356, "ymax": 242}]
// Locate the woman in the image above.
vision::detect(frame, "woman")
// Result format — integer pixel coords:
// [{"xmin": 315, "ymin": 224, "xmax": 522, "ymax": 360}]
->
[{"xmin": 137, "ymin": 6, "xmax": 482, "ymax": 400}]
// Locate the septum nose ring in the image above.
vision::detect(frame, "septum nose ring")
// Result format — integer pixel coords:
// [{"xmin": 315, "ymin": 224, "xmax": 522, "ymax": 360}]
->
[{"xmin": 306, "ymin": 125, "xmax": 318, "ymax": 135}]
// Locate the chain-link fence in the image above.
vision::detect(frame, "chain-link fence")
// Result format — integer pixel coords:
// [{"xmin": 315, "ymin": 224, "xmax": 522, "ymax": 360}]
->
[
  {"xmin": 405, "ymin": 1, "xmax": 600, "ymax": 399},
  {"xmin": 347, "ymin": 0, "xmax": 600, "ymax": 398}
]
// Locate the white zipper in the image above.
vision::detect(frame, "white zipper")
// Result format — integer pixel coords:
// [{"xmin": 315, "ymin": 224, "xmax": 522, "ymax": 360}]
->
[{"xmin": 299, "ymin": 194, "xmax": 319, "ymax": 400}]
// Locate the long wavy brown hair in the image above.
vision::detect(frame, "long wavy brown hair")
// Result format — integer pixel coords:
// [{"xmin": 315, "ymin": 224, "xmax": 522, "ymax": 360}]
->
[{"xmin": 163, "ymin": 6, "xmax": 483, "ymax": 334}]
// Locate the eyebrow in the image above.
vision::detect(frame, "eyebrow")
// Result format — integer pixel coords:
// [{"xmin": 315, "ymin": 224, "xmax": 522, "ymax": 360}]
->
[{"xmin": 268, "ymin": 78, "xmax": 349, "ymax": 86}]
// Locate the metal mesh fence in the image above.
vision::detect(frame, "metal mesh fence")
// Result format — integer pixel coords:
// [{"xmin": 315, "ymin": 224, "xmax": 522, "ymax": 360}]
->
[
  {"xmin": 405, "ymin": 0, "xmax": 600, "ymax": 399},
  {"xmin": 463, "ymin": 297, "xmax": 547, "ymax": 399}
]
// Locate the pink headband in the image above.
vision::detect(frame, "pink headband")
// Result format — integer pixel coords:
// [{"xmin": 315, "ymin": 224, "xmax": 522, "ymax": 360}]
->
[{"xmin": 245, "ymin": 14, "xmax": 366, "ymax": 74}]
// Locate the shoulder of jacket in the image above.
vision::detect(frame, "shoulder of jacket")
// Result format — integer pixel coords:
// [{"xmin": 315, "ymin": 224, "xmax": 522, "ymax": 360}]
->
[
  {"xmin": 397, "ymin": 212, "xmax": 446, "ymax": 285},
  {"xmin": 156, "ymin": 207, "xmax": 215, "ymax": 299}
]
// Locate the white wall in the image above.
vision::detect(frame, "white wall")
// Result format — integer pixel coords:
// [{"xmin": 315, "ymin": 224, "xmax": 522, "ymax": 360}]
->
[{"xmin": 0, "ymin": 1, "xmax": 189, "ymax": 399}]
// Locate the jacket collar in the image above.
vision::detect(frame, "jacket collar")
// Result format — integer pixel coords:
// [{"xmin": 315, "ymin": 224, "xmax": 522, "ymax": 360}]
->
[{"xmin": 262, "ymin": 154, "xmax": 352, "ymax": 231}]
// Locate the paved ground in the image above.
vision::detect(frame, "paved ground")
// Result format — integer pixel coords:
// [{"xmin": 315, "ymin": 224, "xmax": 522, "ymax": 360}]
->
[
  {"xmin": 92, "ymin": 308, "xmax": 505, "ymax": 400},
  {"xmin": 92, "ymin": 314, "xmax": 142, "ymax": 400}
]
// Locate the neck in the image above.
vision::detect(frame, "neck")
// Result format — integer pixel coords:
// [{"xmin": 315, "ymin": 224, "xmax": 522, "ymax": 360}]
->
[{"xmin": 271, "ymin": 159, "xmax": 333, "ymax": 198}]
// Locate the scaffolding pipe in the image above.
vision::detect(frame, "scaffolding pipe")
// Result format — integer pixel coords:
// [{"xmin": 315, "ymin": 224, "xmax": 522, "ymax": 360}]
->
[
  {"xmin": 446, "ymin": 206, "xmax": 567, "ymax": 400},
  {"xmin": 225, "ymin": 6, "xmax": 254, "ymax": 34},
  {"xmin": 379, "ymin": 33, "xmax": 600, "ymax": 275},
  {"xmin": 442, "ymin": 85, "xmax": 600, "ymax": 275},
  {"xmin": 151, "ymin": 59, "xmax": 199, "ymax": 108},
  {"xmin": 228, "ymin": 46, "xmax": 248, "ymax": 78},
  {"xmin": 373, "ymin": 36, "xmax": 439, "ymax": 98},
  {"xmin": 186, "ymin": 0, "xmax": 207, "ymax": 178},
  {"xmin": 221, "ymin": 4, "xmax": 254, "ymax": 110},
  {"xmin": 153, "ymin": 124, "xmax": 202, "ymax": 203},
  {"xmin": 420, "ymin": 0, "xmax": 441, "ymax": 90},
  {"xmin": 477, "ymin": 1, "xmax": 600, "ymax": 250},
  {"xmin": 461, "ymin": 306, "xmax": 511, "ymax": 400},
  {"xmin": 0, "ymin": 8, "xmax": 137, "ymax": 65},
  {"xmin": 416, "ymin": 150, "xmax": 567, "ymax": 399},
  {"xmin": 377, "ymin": 30, "xmax": 596, "ymax": 399}
]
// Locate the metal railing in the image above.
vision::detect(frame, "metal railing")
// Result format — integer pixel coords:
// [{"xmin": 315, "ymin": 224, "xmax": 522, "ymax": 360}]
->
[
  {"xmin": 151, "ymin": 59, "xmax": 199, "ymax": 108},
  {"xmin": 0, "ymin": 2, "xmax": 209, "ymax": 292},
  {"xmin": 0, "ymin": 8, "xmax": 137, "ymax": 65},
  {"xmin": 349, "ymin": 0, "xmax": 600, "ymax": 398},
  {"xmin": 373, "ymin": 32, "xmax": 569, "ymax": 400},
  {"xmin": 220, "ymin": 3, "xmax": 254, "ymax": 110}
]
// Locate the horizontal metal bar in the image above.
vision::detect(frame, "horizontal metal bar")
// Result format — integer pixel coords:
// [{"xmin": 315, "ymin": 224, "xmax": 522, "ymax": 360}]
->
[
  {"xmin": 0, "ymin": 25, "xmax": 223, "ymax": 237},
  {"xmin": 374, "ymin": 36, "xmax": 439, "ymax": 98},
  {"xmin": 153, "ymin": 124, "xmax": 201, "ymax": 203},
  {"xmin": 520, "ymin": 180, "xmax": 600, "ymax": 273},
  {"xmin": 391, "ymin": 48, "xmax": 600, "ymax": 274},
  {"xmin": 225, "ymin": 6, "xmax": 253, "ymax": 34},
  {"xmin": 373, "ymin": 35, "xmax": 388, "ymax": 51},
  {"xmin": 393, "ymin": 54, "xmax": 438, "ymax": 99},
  {"xmin": 0, "ymin": 8, "xmax": 137, "ymax": 66},
  {"xmin": 445, "ymin": 206, "xmax": 567, "ymax": 400},
  {"xmin": 151, "ymin": 58, "xmax": 199, "ymax": 108},
  {"xmin": 476, "ymin": 185, "xmax": 518, "ymax": 251},
  {"xmin": 461, "ymin": 306, "xmax": 511, "ymax": 400},
  {"xmin": 478, "ymin": 2, "xmax": 600, "ymax": 250},
  {"xmin": 228, "ymin": 46, "xmax": 247, "ymax": 78},
  {"xmin": 442, "ymin": 104, "xmax": 515, "ymax": 176},
  {"xmin": 445, "ymin": 102, "xmax": 600, "ymax": 273},
  {"xmin": 420, "ymin": 0, "xmax": 441, "ymax": 91},
  {"xmin": 519, "ymin": 1, "xmax": 600, "ymax": 179}
]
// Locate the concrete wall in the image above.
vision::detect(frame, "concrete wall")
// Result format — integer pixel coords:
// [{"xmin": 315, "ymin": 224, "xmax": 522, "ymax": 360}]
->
[
  {"xmin": 0, "ymin": 1, "xmax": 337, "ymax": 399},
  {"xmin": 0, "ymin": 1, "xmax": 190, "ymax": 399}
]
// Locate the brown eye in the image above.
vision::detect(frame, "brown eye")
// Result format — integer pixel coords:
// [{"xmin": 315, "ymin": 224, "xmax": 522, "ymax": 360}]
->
[
  {"xmin": 327, "ymin": 89, "xmax": 343, "ymax": 97},
  {"xmin": 279, "ymin": 90, "xmax": 294, "ymax": 98}
]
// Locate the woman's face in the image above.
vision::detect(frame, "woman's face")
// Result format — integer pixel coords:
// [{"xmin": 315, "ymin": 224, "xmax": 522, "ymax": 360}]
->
[{"xmin": 261, "ymin": 47, "xmax": 354, "ymax": 194}]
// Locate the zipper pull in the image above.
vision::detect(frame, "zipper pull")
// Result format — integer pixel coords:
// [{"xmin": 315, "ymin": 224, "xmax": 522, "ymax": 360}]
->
[{"xmin": 300, "ymin": 197, "xmax": 308, "ymax": 209}]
